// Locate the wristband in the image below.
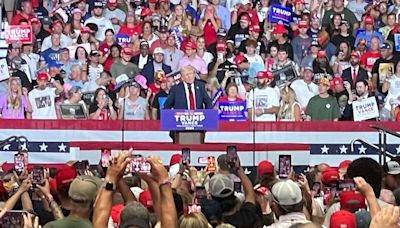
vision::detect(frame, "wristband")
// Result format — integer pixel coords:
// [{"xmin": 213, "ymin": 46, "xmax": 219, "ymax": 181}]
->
[{"xmin": 159, "ymin": 178, "xmax": 171, "ymax": 186}]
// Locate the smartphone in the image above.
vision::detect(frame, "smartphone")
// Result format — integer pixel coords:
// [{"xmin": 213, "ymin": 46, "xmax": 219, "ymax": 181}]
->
[
  {"xmin": 14, "ymin": 153, "xmax": 25, "ymax": 174},
  {"xmin": 0, "ymin": 210, "xmax": 25, "ymax": 226},
  {"xmin": 182, "ymin": 148, "xmax": 191, "ymax": 165},
  {"xmin": 338, "ymin": 179, "xmax": 356, "ymax": 191},
  {"xmin": 207, "ymin": 156, "xmax": 216, "ymax": 172},
  {"xmin": 32, "ymin": 166, "xmax": 44, "ymax": 186},
  {"xmin": 226, "ymin": 146, "xmax": 238, "ymax": 164},
  {"xmin": 195, "ymin": 186, "xmax": 207, "ymax": 201},
  {"xmin": 234, "ymin": 181, "xmax": 242, "ymax": 192},
  {"xmin": 312, "ymin": 182, "xmax": 321, "ymax": 197},
  {"xmin": 278, "ymin": 155, "xmax": 291, "ymax": 178},
  {"xmin": 101, "ymin": 148, "xmax": 111, "ymax": 168},
  {"xmin": 198, "ymin": 156, "xmax": 208, "ymax": 164},
  {"xmin": 130, "ymin": 155, "xmax": 151, "ymax": 173},
  {"xmin": 217, "ymin": 52, "xmax": 224, "ymax": 61}
]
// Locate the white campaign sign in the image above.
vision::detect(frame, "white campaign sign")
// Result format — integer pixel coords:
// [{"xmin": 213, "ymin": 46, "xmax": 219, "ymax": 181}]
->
[
  {"xmin": 0, "ymin": 58, "xmax": 10, "ymax": 81},
  {"xmin": 352, "ymin": 97, "xmax": 379, "ymax": 121}
]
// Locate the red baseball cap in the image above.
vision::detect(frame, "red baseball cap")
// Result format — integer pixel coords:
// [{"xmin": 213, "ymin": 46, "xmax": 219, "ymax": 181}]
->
[
  {"xmin": 298, "ymin": 20, "xmax": 308, "ymax": 28},
  {"xmin": 107, "ymin": 0, "xmax": 118, "ymax": 7},
  {"xmin": 351, "ymin": 50, "xmax": 361, "ymax": 59},
  {"xmin": 233, "ymin": 54, "xmax": 247, "ymax": 65},
  {"xmin": 30, "ymin": 17, "xmax": 40, "ymax": 24},
  {"xmin": 364, "ymin": 15, "xmax": 374, "ymax": 25},
  {"xmin": 37, "ymin": 72, "xmax": 49, "ymax": 81},
  {"xmin": 321, "ymin": 167, "xmax": 339, "ymax": 185},
  {"xmin": 295, "ymin": 0, "xmax": 305, "ymax": 4},
  {"xmin": 272, "ymin": 22, "xmax": 288, "ymax": 34},
  {"xmin": 141, "ymin": 8, "xmax": 152, "ymax": 17},
  {"xmin": 149, "ymin": 0, "xmax": 158, "ymax": 3},
  {"xmin": 317, "ymin": 50, "xmax": 327, "ymax": 58},
  {"xmin": 122, "ymin": 47, "xmax": 134, "ymax": 55},
  {"xmin": 216, "ymin": 41, "xmax": 227, "ymax": 52},
  {"xmin": 332, "ymin": 77, "xmax": 343, "ymax": 86},
  {"xmin": 257, "ymin": 160, "xmax": 274, "ymax": 176},
  {"xmin": 184, "ymin": 41, "xmax": 197, "ymax": 50},
  {"xmin": 240, "ymin": 14, "xmax": 251, "ymax": 23},
  {"xmin": 52, "ymin": 20, "xmax": 64, "ymax": 28},
  {"xmin": 249, "ymin": 24, "xmax": 260, "ymax": 33},
  {"xmin": 139, "ymin": 189, "xmax": 153, "ymax": 210},
  {"xmin": 257, "ymin": 71, "xmax": 273, "ymax": 80},
  {"xmin": 55, "ymin": 165, "xmax": 78, "ymax": 191},
  {"xmin": 338, "ymin": 160, "xmax": 352, "ymax": 170},
  {"xmin": 170, "ymin": 154, "xmax": 181, "ymax": 166},
  {"xmin": 340, "ymin": 190, "xmax": 366, "ymax": 212},
  {"xmin": 330, "ymin": 210, "xmax": 356, "ymax": 228},
  {"xmin": 80, "ymin": 26, "xmax": 92, "ymax": 33}
]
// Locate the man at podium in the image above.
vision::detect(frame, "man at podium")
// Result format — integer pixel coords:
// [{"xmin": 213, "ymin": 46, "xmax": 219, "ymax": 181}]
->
[{"xmin": 164, "ymin": 65, "xmax": 212, "ymax": 110}]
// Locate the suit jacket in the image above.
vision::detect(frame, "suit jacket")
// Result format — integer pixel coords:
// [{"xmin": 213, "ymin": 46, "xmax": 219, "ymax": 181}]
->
[
  {"xmin": 130, "ymin": 54, "xmax": 152, "ymax": 67},
  {"xmin": 342, "ymin": 94, "xmax": 378, "ymax": 121},
  {"xmin": 342, "ymin": 66, "xmax": 369, "ymax": 89},
  {"xmin": 141, "ymin": 61, "xmax": 172, "ymax": 84},
  {"xmin": 163, "ymin": 81, "xmax": 212, "ymax": 109}
]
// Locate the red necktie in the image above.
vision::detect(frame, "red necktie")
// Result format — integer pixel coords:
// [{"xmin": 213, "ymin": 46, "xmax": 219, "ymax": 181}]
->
[
  {"xmin": 352, "ymin": 68, "xmax": 357, "ymax": 85},
  {"xmin": 188, "ymin": 84, "xmax": 195, "ymax": 110}
]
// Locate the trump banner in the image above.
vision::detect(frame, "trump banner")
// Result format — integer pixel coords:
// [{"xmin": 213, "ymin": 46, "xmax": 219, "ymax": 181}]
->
[
  {"xmin": 5, "ymin": 25, "xmax": 32, "ymax": 44},
  {"xmin": 352, "ymin": 97, "xmax": 379, "ymax": 121},
  {"xmin": 268, "ymin": 4, "xmax": 292, "ymax": 26},
  {"xmin": 161, "ymin": 109, "xmax": 219, "ymax": 131},
  {"xmin": 218, "ymin": 101, "xmax": 247, "ymax": 121},
  {"xmin": 116, "ymin": 33, "xmax": 131, "ymax": 46}
]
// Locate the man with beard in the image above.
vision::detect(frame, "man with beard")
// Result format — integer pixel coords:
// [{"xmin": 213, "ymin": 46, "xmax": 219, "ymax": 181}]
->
[
  {"xmin": 84, "ymin": 1, "xmax": 114, "ymax": 41},
  {"xmin": 305, "ymin": 77, "xmax": 341, "ymax": 121},
  {"xmin": 227, "ymin": 13, "xmax": 250, "ymax": 48},
  {"xmin": 342, "ymin": 79, "xmax": 377, "ymax": 120},
  {"xmin": 312, "ymin": 50, "xmax": 334, "ymax": 83},
  {"xmin": 28, "ymin": 73, "xmax": 64, "ymax": 119},
  {"xmin": 247, "ymin": 71, "xmax": 280, "ymax": 121},
  {"xmin": 152, "ymin": 76, "xmax": 175, "ymax": 119},
  {"xmin": 342, "ymin": 51, "xmax": 368, "ymax": 89}
]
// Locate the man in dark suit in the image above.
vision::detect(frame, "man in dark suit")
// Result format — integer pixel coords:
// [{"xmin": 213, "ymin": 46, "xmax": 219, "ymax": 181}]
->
[
  {"xmin": 342, "ymin": 51, "xmax": 368, "ymax": 89},
  {"xmin": 130, "ymin": 40, "xmax": 152, "ymax": 71},
  {"xmin": 141, "ymin": 47, "xmax": 172, "ymax": 84},
  {"xmin": 164, "ymin": 65, "xmax": 212, "ymax": 109}
]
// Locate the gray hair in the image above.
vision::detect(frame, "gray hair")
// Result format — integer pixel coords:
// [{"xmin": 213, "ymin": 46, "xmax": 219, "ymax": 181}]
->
[{"xmin": 120, "ymin": 201, "xmax": 150, "ymax": 224}]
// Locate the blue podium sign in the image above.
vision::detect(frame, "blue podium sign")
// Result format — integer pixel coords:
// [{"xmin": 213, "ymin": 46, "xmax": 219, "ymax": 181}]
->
[{"xmin": 161, "ymin": 109, "xmax": 219, "ymax": 131}]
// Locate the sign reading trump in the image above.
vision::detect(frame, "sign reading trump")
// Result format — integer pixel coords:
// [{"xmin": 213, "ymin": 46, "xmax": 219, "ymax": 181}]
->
[
  {"xmin": 219, "ymin": 101, "xmax": 247, "ymax": 121},
  {"xmin": 5, "ymin": 25, "xmax": 32, "ymax": 44},
  {"xmin": 268, "ymin": 4, "xmax": 292, "ymax": 26},
  {"xmin": 161, "ymin": 109, "xmax": 219, "ymax": 131},
  {"xmin": 352, "ymin": 97, "xmax": 379, "ymax": 121}
]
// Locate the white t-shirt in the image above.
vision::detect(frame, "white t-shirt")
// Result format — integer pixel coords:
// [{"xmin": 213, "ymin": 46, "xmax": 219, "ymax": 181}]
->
[
  {"xmin": 88, "ymin": 64, "xmax": 104, "ymax": 82},
  {"xmin": 84, "ymin": 16, "xmax": 114, "ymax": 41},
  {"xmin": 245, "ymin": 54, "xmax": 264, "ymax": 66},
  {"xmin": 290, "ymin": 79, "xmax": 319, "ymax": 110},
  {"xmin": 247, "ymin": 86, "xmax": 280, "ymax": 121},
  {"xmin": 40, "ymin": 34, "xmax": 73, "ymax": 52},
  {"xmin": 103, "ymin": 8, "xmax": 126, "ymax": 33},
  {"xmin": 384, "ymin": 75, "xmax": 400, "ymax": 110},
  {"xmin": 28, "ymin": 87, "xmax": 57, "ymax": 119}
]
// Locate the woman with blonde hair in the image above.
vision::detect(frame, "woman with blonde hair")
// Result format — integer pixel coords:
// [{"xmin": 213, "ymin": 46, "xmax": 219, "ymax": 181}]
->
[
  {"xmin": 178, "ymin": 212, "xmax": 211, "ymax": 228},
  {"xmin": 168, "ymin": 4, "xmax": 192, "ymax": 33},
  {"xmin": 277, "ymin": 86, "xmax": 301, "ymax": 121},
  {"xmin": 0, "ymin": 77, "xmax": 32, "ymax": 119}
]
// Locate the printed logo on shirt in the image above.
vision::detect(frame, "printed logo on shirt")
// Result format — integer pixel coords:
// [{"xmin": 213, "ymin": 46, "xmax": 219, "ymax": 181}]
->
[
  {"xmin": 255, "ymin": 95, "xmax": 269, "ymax": 108},
  {"xmin": 35, "ymin": 96, "xmax": 51, "ymax": 109}
]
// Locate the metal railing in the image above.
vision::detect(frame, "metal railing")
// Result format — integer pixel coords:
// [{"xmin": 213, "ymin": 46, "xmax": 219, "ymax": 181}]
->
[{"xmin": 369, "ymin": 125, "xmax": 400, "ymax": 165}]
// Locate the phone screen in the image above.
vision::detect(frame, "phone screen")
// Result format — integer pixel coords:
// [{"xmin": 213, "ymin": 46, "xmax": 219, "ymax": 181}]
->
[
  {"xmin": 14, "ymin": 153, "xmax": 25, "ymax": 174},
  {"xmin": 101, "ymin": 148, "xmax": 111, "ymax": 168},
  {"xmin": 130, "ymin": 155, "xmax": 151, "ymax": 173},
  {"xmin": 182, "ymin": 148, "xmax": 191, "ymax": 165},
  {"xmin": 338, "ymin": 179, "xmax": 356, "ymax": 191},
  {"xmin": 278, "ymin": 155, "xmax": 291, "ymax": 178},
  {"xmin": 312, "ymin": 182, "xmax": 321, "ymax": 197},
  {"xmin": 207, "ymin": 156, "xmax": 216, "ymax": 172},
  {"xmin": 0, "ymin": 210, "xmax": 25, "ymax": 227},
  {"xmin": 32, "ymin": 167, "xmax": 44, "ymax": 186},
  {"xmin": 195, "ymin": 186, "xmax": 207, "ymax": 201},
  {"xmin": 234, "ymin": 181, "xmax": 242, "ymax": 192},
  {"xmin": 226, "ymin": 146, "xmax": 238, "ymax": 164}
]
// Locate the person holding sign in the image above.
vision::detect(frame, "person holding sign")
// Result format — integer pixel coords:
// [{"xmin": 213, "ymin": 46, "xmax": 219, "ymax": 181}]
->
[
  {"xmin": 342, "ymin": 80, "xmax": 377, "ymax": 121},
  {"xmin": 247, "ymin": 71, "xmax": 280, "ymax": 121}
]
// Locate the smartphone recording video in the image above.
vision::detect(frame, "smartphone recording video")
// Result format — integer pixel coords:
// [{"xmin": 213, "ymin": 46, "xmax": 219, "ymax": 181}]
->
[
  {"xmin": 0, "ymin": 210, "xmax": 25, "ymax": 227},
  {"xmin": 226, "ymin": 146, "xmax": 238, "ymax": 164},
  {"xmin": 234, "ymin": 181, "xmax": 242, "ymax": 192},
  {"xmin": 312, "ymin": 182, "xmax": 321, "ymax": 197},
  {"xmin": 14, "ymin": 153, "xmax": 25, "ymax": 174},
  {"xmin": 32, "ymin": 167, "xmax": 44, "ymax": 186},
  {"xmin": 181, "ymin": 148, "xmax": 191, "ymax": 165},
  {"xmin": 338, "ymin": 179, "xmax": 356, "ymax": 191},
  {"xmin": 130, "ymin": 155, "xmax": 151, "ymax": 173},
  {"xmin": 278, "ymin": 155, "xmax": 291, "ymax": 178},
  {"xmin": 195, "ymin": 186, "xmax": 207, "ymax": 201},
  {"xmin": 101, "ymin": 148, "xmax": 111, "ymax": 168},
  {"xmin": 207, "ymin": 156, "xmax": 216, "ymax": 172}
]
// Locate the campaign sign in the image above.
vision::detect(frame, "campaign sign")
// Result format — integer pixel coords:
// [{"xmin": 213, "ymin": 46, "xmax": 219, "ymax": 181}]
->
[
  {"xmin": 5, "ymin": 25, "xmax": 32, "ymax": 44},
  {"xmin": 161, "ymin": 109, "xmax": 219, "ymax": 131},
  {"xmin": 395, "ymin": 34, "xmax": 400, "ymax": 52},
  {"xmin": 268, "ymin": 4, "xmax": 292, "ymax": 26},
  {"xmin": 352, "ymin": 97, "xmax": 379, "ymax": 121},
  {"xmin": 116, "ymin": 33, "xmax": 131, "ymax": 46},
  {"xmin": 219, "ymin": 101, "xmax": 247, "ymax": 121}
]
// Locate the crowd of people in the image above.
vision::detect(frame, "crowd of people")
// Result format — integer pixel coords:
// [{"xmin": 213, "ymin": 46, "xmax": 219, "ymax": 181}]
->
[
  {"xmin": 1, "ymin": 0, "xmax": 400, "ymax": 121},
  {"xmin": 1, "ymin": 149, "xmax": 400, "ymax": 227}
]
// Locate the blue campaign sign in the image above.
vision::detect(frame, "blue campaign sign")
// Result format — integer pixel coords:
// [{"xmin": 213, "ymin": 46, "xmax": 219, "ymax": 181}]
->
[
  {"xmin": 160, "ymin": 109, "xmax": 219, "ymax": 131},
  {"xmin": 116, "ymin": 33, "xmax": 131, "ymax": 46},
  {"xmin": 268, "ymin": 4, "xmax": 292, "ymax": 26},
  {"xmin": 218, "ymin": 101, "xmax": 247, "ymax": 121}
]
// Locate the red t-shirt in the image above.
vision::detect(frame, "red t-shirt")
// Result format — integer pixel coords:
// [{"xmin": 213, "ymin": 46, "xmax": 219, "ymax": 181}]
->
[
  {"xmin": 360, "ymin": 51, "xmax": 381, "ymax": 71},
  {"xmin": 204, "ymin": 21, "xmax": 217, "ymax": 48},
  {"xmin": 119, "ymin": 25, "xmax": 142, "ymax": 37},
  {"xmin": 396, "ymin": 110, "xmax": 400, "ymax": 122},
  {"xmin": 149, "ymin": 83, "xmax": 160, "ymax": 95},
  {"xmin": 98, "ymin": 42, "xmax": 116, "ymax": 56},
  {"xmin": 219, "ymin": 97, "xmax": 244, "ymax": 102},
  {"xmin": 10, "ymin": 13, "xmax": 34, "ymax": 25}
]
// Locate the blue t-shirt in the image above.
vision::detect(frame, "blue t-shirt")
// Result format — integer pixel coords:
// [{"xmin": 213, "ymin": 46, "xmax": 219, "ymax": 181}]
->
[{"xmin": 41, "ymin": 48, "xmax": 61, "ymax": 64}]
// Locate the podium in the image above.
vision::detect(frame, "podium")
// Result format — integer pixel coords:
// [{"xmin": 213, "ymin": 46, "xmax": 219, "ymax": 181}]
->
[
  {"xmin": 161, "ymin": 109, "xmax": 219, "ymax": 144},
  {"xmin": 174, "ymin": 131, "xmax": 205, "ymax": 144}
]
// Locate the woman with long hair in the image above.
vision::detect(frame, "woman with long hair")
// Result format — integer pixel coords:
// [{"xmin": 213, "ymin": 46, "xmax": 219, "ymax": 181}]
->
[
  {"xmin": 277, "ymin": 86, "xmax": 301, "ymax": 121},
  {"xmin": 65, "ymin": 8, "xmax": 84, "ymax": 42},
  {"xmin": 168, "ymin": 4, "xmax": 192, "ymax": 33},
  {"xmin": 265, "ymin": 43, "xmax": 278, "ymax": 71},
  {"xmin": 99, "ymin": 29, "xmax": 117, "ymax": 65},
  {"xmin": 75, "ymin": 46, "xmax": 89, "ymax": 65},
  {"xmin": 199, "ymin": 5, "xmax": 221, "ymax": 48},
  {"xmin": 0, "ymin": 77, "xmax": 32, "ymax": 119},
  {"xmin": 327, "ymin": 13, "xmax": 342, "ymax": 37},
  {"xmin": 330, "ymin": 41, "xmax": 351, "ymax": 75},
  {"xmin": 178, "ymin": 212, "xmax": 210, "ymax": 228},
  {"xmin": 89, "ymin": 88, "xmax": 117, "ymax": 120},
  {"xmin": 142, "ymin": 21, "xmax": 158, "ymax": 47},
  {"xmin": 119, "ymin": 12, "xmax": 140, "ymax": 37},
  {"xmin": 103, "ymin": 44, "xmax": 122, "ymax": 73}
]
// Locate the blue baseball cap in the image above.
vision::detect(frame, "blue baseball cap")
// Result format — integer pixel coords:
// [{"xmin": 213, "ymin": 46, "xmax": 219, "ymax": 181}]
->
[{"xmin": 48, "ymin": 61, "xmax": 63, "ymax": 68}]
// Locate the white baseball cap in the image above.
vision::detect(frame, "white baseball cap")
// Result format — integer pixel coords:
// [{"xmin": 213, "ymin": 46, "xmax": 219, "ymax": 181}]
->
[
  {"xmin": 386, "ymin": 161, "xmax": 400, "ymax": 175},
  {"xmin": 153, "ymin": 47, "xmax": 165, "ymax": 55},
  {"xmin": 271, "ymin": 179, "xmax": 302, "ymax": 206}
]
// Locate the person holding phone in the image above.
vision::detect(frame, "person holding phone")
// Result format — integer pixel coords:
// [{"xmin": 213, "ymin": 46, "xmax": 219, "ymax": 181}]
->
[{"xmin": 89, "ymin": 87, "xmax": 117, "ymax": 120}]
